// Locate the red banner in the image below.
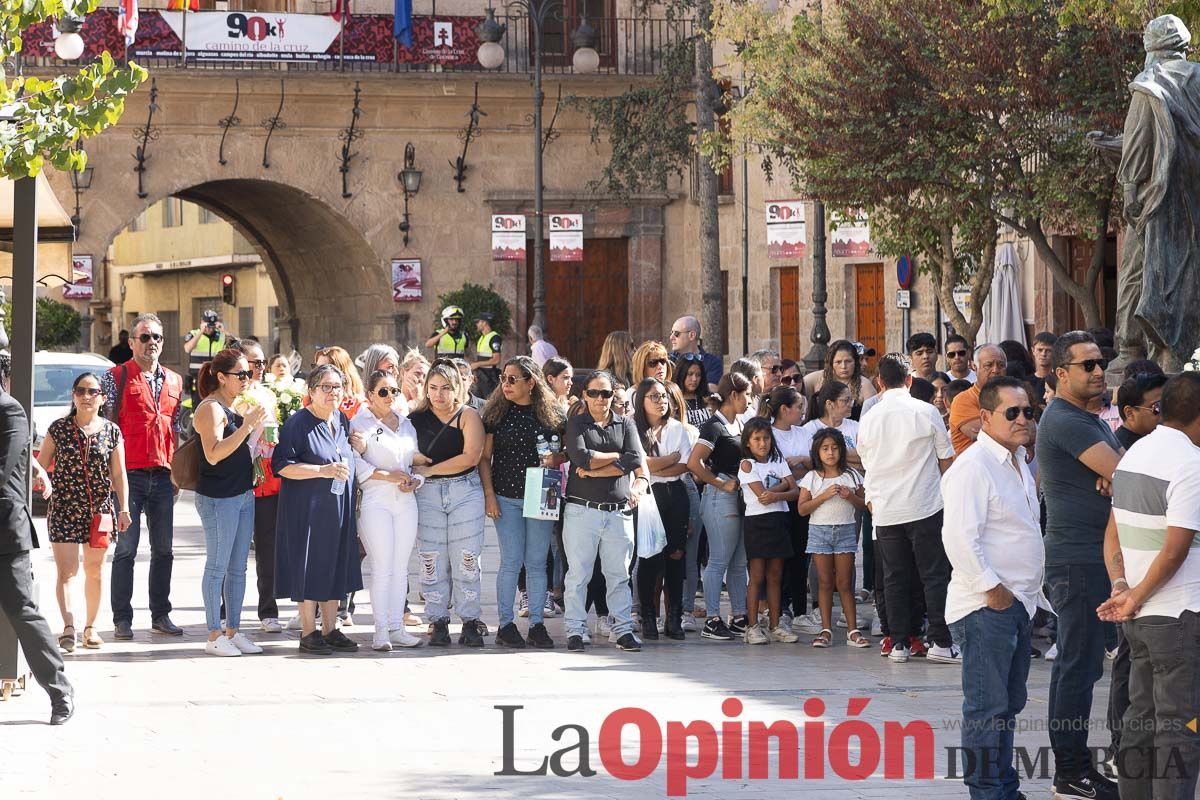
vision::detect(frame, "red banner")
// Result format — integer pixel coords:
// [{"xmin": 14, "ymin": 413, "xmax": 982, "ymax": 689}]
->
[{"xmin": 23, "ymin": 10, "xmax": 482, "ymax": 65}]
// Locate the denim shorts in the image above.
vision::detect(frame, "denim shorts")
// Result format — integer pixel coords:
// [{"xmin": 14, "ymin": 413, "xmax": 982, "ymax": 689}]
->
[{"xmin": 806, "ymin": 522, "xmax": 857, "ymax": 555}]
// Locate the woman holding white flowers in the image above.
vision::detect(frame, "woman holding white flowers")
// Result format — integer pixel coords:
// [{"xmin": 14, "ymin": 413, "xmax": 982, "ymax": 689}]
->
[
  {"xmin": 349, "ymin": 369, "xmax": 425, "ymax": 650},
  {"xmin": 194, "ymin": 349, "xmax": 267, "ymax": 657}
]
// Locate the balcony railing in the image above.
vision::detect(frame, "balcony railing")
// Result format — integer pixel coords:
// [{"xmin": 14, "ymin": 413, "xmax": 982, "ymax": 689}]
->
[{"xmin": 20, "ymin": 8, "xmax": 693, "ymax": 76}]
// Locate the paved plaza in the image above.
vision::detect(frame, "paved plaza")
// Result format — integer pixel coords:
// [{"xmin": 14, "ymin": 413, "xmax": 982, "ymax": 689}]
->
[{"xmin": 1, "ymin": 494, "xmax": 1115, "ymax": 799}]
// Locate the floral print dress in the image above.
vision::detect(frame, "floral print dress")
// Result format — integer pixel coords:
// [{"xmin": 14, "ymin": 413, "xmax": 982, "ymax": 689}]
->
[{"xmin": 47, "ymin": 417, "xmax": 122, "ymax": 544}]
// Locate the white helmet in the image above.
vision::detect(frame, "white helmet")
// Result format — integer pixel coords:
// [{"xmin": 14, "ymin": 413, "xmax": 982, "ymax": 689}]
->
[{"xmin": 441, "ymin": 305, "xmax": 464, "ymax": 323}]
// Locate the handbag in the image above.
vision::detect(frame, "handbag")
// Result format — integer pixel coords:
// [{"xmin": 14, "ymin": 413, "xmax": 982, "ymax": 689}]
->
[
  {"xmin": 77, "ymin": 424, "xmax": 114, "ymax": 549},
  {"xmin": 170, "ymin": 398, "xmax": 212, "ymax": 491}
]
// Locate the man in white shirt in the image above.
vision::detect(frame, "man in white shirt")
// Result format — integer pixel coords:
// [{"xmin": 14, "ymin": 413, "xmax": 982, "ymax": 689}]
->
[
  {"xmin": 1099, "ymin": 372, "xmax": 1200, "ymax": 800},
  {"xmin": 858, "ymin": 353, "xmax": 956, "ymax": 664},
  {"xmin": 527, "ymin": 325, "xmax": 558, "ymax": 368},
  {"xmin": 942, "ymin": 376, "xmax": 1048, "ymax": 800}
]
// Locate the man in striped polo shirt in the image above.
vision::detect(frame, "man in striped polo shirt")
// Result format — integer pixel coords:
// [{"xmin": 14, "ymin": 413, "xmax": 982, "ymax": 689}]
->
[{"xmin": 1101, "ymin": 372, "xmax": 1200, "ymax": 800}]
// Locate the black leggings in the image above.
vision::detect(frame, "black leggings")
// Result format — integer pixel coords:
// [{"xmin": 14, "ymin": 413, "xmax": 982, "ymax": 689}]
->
[
  {"xmin": 780, "ymin": 504, "xmax": 810, "ymax": 617},
  {"xmin": 636, "ymin": 482, "xmax": 689, "ymax": 618}
]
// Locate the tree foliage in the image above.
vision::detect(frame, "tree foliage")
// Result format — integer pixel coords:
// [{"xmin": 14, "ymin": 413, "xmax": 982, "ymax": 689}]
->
[
  {"xmin": 435, "ymin": 282, "xmax": 512, "ymax": 338},
  {"xmin": 713, "ymin": 0, "xmax": 1141, "ymax": 339},
  {"xmin": 2, "ymin": 296, "xmax": 82, "ymax": 349},
  {"xmin": 0, "ymin": 0, "xmax": 147, "ymax": 178}
]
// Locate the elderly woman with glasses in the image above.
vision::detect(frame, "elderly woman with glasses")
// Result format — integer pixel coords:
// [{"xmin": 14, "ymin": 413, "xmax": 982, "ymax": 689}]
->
[{"xmin": 273, "ymin": 363, "xmax": 363, "ymax": 656}]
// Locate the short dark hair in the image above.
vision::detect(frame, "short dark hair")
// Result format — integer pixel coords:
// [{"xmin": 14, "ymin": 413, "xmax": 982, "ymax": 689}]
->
[
  {"xmin": 1032, "ymin": 331, "xmax": 1056, "ymax": 348},
  {"xmin": 1117, "ymin": 373, "xmax": 1169, "ymax": 421},
  {"xmin": 945, "ymin": 334, "xmax": 970, "ymax": 351},
  {"xmin": 905, "ymin": 332, "xmax": 937, "ymax": 353},
  {"xmin": 931, "ymin": 371, "xmax": 952, "ymax": 385},
  {"xmin": 909, "ymin": 377, "xmax": 935, "ymax": 404},
  {"xmin": 1122, "ymin": 358, "xmax": 1164, "ymax": 383},
  {"xmin": 1161, "ymin": 373, "xmax": 1200, "ymax": 427},
  {"xmin": 730, "ymin": 357, "xmax": 760, "ymax": 383},
  {"xmin": 876, "ymin": 353, "xmax": 909, "ymax": 389},
  {"xmin": 945, "ymin": 378, "xmax": 974, "ymax": 408},
  {"xmin": 979, "ymin": 376, "xmax": 1029, "ymax": 412},
  {"xmin": 1052, "ymin": 331, "xmax": 1095, "ymax": 370}
]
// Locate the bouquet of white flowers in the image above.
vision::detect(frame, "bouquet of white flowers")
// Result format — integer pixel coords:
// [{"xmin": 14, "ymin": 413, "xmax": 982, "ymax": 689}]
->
[
  {"xmin": 263, "ymin": 373, "xmax": 306, "ymax": 424},
  {"xmin": 232, "ymin": 384, "xmax": 281, "ymax": 486},
  {"xmin": 1184, "ymin": 347, "xmax": 1200, "ymax": 372}
]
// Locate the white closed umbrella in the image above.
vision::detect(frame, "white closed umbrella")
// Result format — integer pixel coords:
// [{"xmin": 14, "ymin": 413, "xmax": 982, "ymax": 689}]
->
[{"xmin": 979, "ymin": 242, "xmax": 1026, "ymax": 347}]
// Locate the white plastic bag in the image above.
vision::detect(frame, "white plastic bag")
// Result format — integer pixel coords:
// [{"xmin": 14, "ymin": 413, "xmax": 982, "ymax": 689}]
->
[{"xmin": 636, "ymin": 486, "xmax": 667, "ymax": 558}]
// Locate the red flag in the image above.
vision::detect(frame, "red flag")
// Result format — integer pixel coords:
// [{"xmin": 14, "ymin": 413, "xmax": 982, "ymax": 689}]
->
[
  {"xmin": 331, "ymin": 0, "xmax": 352, "ymax": 22},
  {"xmin": 117, "ymin": 0, "xmax": 139, "ymax": 45},
  {"xmin": 167, "ymin": 0, "xmax": 199, "ymax": 10}
]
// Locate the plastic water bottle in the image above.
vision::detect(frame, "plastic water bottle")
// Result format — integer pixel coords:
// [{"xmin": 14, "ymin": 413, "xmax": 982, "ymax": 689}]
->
[
  {"xmin": 536, "ymin": 434, "xmax": 551, "ymax": 460},
  {"xmin": 330, "ymin": 457, "xmax": 349, "ymax": 496},
  {"xmin": 549, "ymin": 434, "xmax": 561, "ymax": 453}
]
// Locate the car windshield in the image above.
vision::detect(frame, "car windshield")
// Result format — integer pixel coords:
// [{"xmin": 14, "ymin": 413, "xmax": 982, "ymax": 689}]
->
[{"xmin": 35, "ymin": 364, "xmax": 103, "ymax": 407}]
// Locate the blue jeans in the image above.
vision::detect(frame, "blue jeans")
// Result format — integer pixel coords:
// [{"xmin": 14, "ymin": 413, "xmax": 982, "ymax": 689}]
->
[
  {"xmin": 562, "ymin": 503, "xmax": 634, "ymax": 638},
  {"xmin": 1046, "ymin": 563, "xmax": 1111, "ymax": 778},
  {"xmin": 701, "ymin": 486, "xmax": 746, "ymax": 618},
  {"xmin": 416, "ymin": 472, "xmax": 485, "ymax": 622},
  {"xmin": 950, "ymin": 604, "xmax": 1033, "ymax": 800},
  {"xmin": 195, "ymin": 490, "xmax": 255, "ymax": 633},
  {"xmin": 494, "ymin": 495, "xmax": 555, "ymax": 627},
  {"xmin": 682, "ymin": 475, "xmax": 702, "ymax": 610},
  {"xmin": 111, "ymin": 468, "xmax": 175, "ymax": 626}
]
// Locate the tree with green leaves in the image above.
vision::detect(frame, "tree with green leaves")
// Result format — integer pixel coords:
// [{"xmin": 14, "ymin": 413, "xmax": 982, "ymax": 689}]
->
[
  {"xmin": 0, "ymin": 0, "xmax": 147, "ymax": 178},
  {"xmin": 435, "ymin": 283, "xmax": 512, "ymax": 338},
  {"xmin": 2, "ymin": 296, "xmax": 82, "ymax": 349},
  {"xmin": 713, "ymin": 0, "xmax": 1141, "ymax": 340}
]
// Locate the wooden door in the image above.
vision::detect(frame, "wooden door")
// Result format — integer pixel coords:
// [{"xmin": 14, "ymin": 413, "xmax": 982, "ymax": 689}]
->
[
  {"xmin": 531, "ymin": 238, "xmax": 629, "ymax": 368},
  {"xmin": 777, "ymin": 266, "xmax": 801, "ymax": 362},
  {"xmin": 854, "ymin": 263, "xmax": 885, "ymax": 371}
]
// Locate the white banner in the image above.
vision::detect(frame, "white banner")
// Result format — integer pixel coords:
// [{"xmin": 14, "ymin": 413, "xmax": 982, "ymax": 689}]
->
[
  {"xmin": 491, "ymin": 215, "xmax": 526, "ymax": 261},
  {"xmin": 831, "ymin": 211, "xmax": 872, "ymax": 258},
  {"xmin": 62, "ymin": 254, "xmax": 94, "ymax": 300},
  {"xmin": 161, "ymin": 11, "xmax": 341, "ymax": 60},
  {"xmin": 549, "ymin": 214, "xmax": 583, "ymax": 262},
  {"xmin": 765, "ymin": 201, "xmax": 807, "ymax": 260}
]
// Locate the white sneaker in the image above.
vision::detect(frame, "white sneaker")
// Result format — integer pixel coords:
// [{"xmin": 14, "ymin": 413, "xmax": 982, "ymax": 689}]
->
[
  {"xmin": 744, "ymin": 624, "xmax": 770, "ymax": 645},
  {"xmin": 205, "ymin": 636, "xmax": 241, "ymax": 657},
  {"xmin": 681, "ymin": 616, "xmax": 697, "ymax": 632},
  {"xmin": 793, "ymin": 610, "xmax": 824, "ymax": 635},
  {"xmin": 543, "ymin": 593, "xmax": 560, "ymax": 618},
  {"xmin": 835, "ymin": 611, "xmax": 848, "ymax": 628},
  {"xmin": 517, "ymin": 592, "xmax": 529, "ymax": 618},
  {"xmin": 779, "ymin": 612, "xmax": 794, "ymax": 632},
  {"xmin": 926, "ymin": 643, "xmax": 961, "ymax": 664},
  {"xmin": 1044, "ymin": 643, "xmax": 1058, "ymax": 661},
  {"xmin": 888, "ymin": 642, "xmax": 910, "ymax": 663},
  {"xmin": 1106, "ymin": 646, "xmax": 1118, "ymax": 661},
  {"xmin": 870, "ymin": 615, "xmax": 883, "ymax": 637},
  {"xmin": 373, "ymin": 631, "xmax": 393, "ymax": 652},
  {"xmin": 260, "ymin": 618, "xmax": 283, "ymax": 633},
  {"xmin": 597, "ymin": 615, "xmax": 613, "ymax": 638},
  {"xmin": 769, "ymin": 625, "xmax": 799, "ymax": 643},
  {"xmin": 229, "ymin": 633, "xmax": 263, "ymax": 654},
  {"xmin": 582, "ymin": 629, "xmax": 592, "ymax": 644},
  {"xmin": 286, "ymin": 614, "xmax": 303, "ymax": 631},
  {"xmin": 389, "ymin": 629, "xmax": 422, "ymax": 648}
]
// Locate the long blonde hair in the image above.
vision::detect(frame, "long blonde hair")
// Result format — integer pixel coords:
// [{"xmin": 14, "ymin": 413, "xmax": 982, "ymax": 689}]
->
[
  {"xmin": 632, "ymin": 340, "xmax": 674, "ymax": 384},
  {"xmin": 597, "ymin": 331, "xmax": 634, "ymax": 387},
  {"xmin": 315, "ymin": 346, "xmax": 364, "ymax": 397}
]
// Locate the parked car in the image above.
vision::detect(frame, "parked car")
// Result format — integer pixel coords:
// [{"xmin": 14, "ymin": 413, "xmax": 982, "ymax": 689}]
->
[{"xmin": 31, "ymin": 351, "xmax": 114, "ymax": 514}]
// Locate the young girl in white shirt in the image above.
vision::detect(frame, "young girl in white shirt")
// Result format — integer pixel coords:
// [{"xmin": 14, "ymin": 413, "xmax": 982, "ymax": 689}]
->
[
  {"xmin": 738, "ymin": 418, "xmax": 800, "ymax": 645},
  {"xmin": 797, "ymin": 428, "xmax": 869, "ymax": 649}
]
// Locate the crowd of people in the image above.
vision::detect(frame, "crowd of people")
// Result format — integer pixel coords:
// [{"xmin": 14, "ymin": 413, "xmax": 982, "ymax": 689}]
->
[{"xmin": 1, "ymin": 309, "xmax": 1197, "ymax": 800}]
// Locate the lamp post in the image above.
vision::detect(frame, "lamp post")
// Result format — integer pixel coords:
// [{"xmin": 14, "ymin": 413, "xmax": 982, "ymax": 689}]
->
[
  {"xmin": 476, "ymin": 2, "xmax": 599, "ymax": 335},
  {"xmin": 69, "ymin": 140, "xmax": 94, "ymax": 236},
  {"xmin": 802, "ymin": 199, "xmax": 830, "ymax": 372},
  {"xmin": 397, "ymin": 142, "xmax": 422, "ymax": 247}
]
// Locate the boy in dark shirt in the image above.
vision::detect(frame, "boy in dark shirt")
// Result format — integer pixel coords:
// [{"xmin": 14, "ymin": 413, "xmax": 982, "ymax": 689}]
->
[{"xmin": 1114, "ymin": 373, "xmax": 1168, "ymax": 450}]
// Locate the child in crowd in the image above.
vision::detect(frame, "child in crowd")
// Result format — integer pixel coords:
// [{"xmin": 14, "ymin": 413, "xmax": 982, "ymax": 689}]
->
[
  {"xmin": 797, "ymin": 428, "xmax": 868, "ymax": 648},
  {"xmin": 738, "ymin": 418, "xmax": 800, "ymax": 645},
  {"xmin": 269, "ymin": 354, "xmax": 291, "ymax": 381}
]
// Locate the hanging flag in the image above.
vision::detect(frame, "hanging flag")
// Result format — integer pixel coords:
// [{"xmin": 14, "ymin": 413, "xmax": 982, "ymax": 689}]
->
[
  {"xmin": 331, "ymin": 0, "xmax": 352, "ymax": 23},
  {"xmin": 117, "ymin": 0, "xmax": 139, "ymax": 46},
  {"xmin": 393, "ymin": 0, "xmax": 413, "ymax": 47},
  {"xmin": 166, "ymin": 0, "xmax": 199, "ymax": 10}
]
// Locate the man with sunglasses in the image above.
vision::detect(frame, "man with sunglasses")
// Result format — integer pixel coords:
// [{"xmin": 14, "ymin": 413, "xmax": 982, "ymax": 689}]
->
[
  {"xmin": 1115, "ymin": 372, "xmax": 1168, "ymax": 450},
  {"xmin": 668, "ymin": 315, "xmax": 723, "ymax": 391},
  {"xmin": 100, "ymin": 313, "xmax": 186, "ymax": 641},
  {"xmin": 944, "ymin": 334, "xmax": 977, "ymax": 383},
  {"xmin": 942, "ymin": 376, "xmax": 1049, "ymax": 800},
  {"xmin": 1038, "ymin": 330, "xmax": 1122, "ymax": 800}
]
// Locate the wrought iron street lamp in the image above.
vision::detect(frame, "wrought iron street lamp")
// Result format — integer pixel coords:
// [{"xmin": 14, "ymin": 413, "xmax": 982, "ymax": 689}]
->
[
  {"xmin": 54, "ymin": 14, "xmax": 86, "ymax": 61},
  {"xmin": 476, "ymin": 1, "xmax": 599, "ymax": 334},
  {"xmin": 70, "ymin": 140, "xmax": 94, "ymax": 236},
  {"xmin": 398, "ymin": 142, "xmax": 422, "ymax": 247}
]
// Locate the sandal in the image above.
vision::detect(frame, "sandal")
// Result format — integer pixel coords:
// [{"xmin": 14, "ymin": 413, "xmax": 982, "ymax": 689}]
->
[
  {"xmin": 812, "ymin": 628, "xmax": 832, "ymax": 648},
  {"xmin": 82, "ymin": 626, "xmax": 103, "ymax": 649},
  {"xmin": 58, "ymin": 625, "xmax": 76, "ymax": 653},
  {"xmin": 848, "ymin": 628, "xmax": 871, "ymax": 648}
]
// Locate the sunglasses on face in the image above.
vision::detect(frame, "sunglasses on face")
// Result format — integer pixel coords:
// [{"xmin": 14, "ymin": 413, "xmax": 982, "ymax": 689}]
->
[
  {"xmin": 72, "ymin": 387, "xmax": 102, "ymax": 398},
  {"xmin": 679, "ymin": 352, "xmax": 702, "ymax": 361},
  {"xmin": 222, "ymin": 370, "xmax": 253, "ymax": 381},
  {"xmin": 1065, "ymin": 358, "xmax": 1109, "ymax": 373},
  {"xmin": 780, "ymin": 374, "xmax": 800, "ymax": 385},
  {"xmin": 1135, "ymin": 401, "xmax": 1161, "ymax": 415},
  {"xmin": 248, "ymin": 359, "xmax": 266, "ymax": 368},
  {"xmin": 137, "ymin": 333, "xmax": 163, "ymax": 343},
  {"xmin": 612, "ymin": 401, "xmax": 630, "ymax": 412},
  {"xmin": 669, "ymin": 330, "xmax": 685, "ymax": 338},
  {"xmin": 647, "ymin": 358, "xmax": 669, "ymax": 369},
  {"xmin": 375, "ymin": 386, "xmax": 400, "ymax": 398},
  {"xmin": 501, "ymin": 374, "xmax": 530, "ymax": 386},
  {"xmin": 947, "ymin": 350, "xmax": 968, "ymax": 359},
  {"xmin": 999, "ymin": 405, "xmax": 1035, "ymax": 421},
  {"xmin": 585, "ymin": 389, "xmax": 615, "ymax": 399}
]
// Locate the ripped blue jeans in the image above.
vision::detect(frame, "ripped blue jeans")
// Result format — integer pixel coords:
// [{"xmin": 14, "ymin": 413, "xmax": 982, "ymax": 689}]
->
[{"xmin": 416, "ymin": 471, "xmax": 486, "ymax": 623}]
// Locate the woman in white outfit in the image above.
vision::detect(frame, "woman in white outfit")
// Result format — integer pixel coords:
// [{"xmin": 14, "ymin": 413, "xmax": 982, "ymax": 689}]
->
[{"xmin": 349, "ymin": 369, "xmax": 425, "ymax": 651}]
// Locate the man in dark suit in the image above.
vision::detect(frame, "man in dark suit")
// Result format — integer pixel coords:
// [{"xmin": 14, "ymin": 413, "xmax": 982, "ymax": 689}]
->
[{"xmin": 0, "ymin": 351, "xmax": 73, "ymax": 724}]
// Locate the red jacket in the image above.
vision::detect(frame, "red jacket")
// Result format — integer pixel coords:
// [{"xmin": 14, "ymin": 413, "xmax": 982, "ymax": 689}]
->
[{"xmin": 111, "ymin": 361, "xmax": 183, "ymax": 471}]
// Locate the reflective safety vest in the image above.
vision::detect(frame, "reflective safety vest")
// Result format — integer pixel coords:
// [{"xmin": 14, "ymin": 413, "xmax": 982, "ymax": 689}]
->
[
  {"xmin": 187, "ymin": 331, "xmax": 227, "ymax": 377},
  {"xmin": 435, "ymin": 330, "xmax": 468, "ymax": 358},
  {"xmin": 475, "ymin": 330, "xmax": 500, "ymax": 361}
]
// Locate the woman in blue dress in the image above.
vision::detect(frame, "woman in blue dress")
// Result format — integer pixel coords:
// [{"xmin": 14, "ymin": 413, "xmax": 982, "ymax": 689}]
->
[{"xmin": 272, "ymin": 363, "xmax": 363, "ymax": 655}]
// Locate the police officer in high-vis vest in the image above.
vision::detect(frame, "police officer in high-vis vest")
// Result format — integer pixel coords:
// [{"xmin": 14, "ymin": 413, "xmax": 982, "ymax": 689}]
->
[
  {"xmin": 425, "ymin": 305, "xmax": 469, "ymax": 359},
  {"xmin": 183, "ymin": 310, "xmax": 228, "ymax": 405},
  {"xmin": 471, "ymin": 312, "xmax": 503, "ymax": 399}
]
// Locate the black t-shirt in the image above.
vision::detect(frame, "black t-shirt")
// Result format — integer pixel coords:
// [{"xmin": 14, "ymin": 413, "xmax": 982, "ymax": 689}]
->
[
  {"xmin": 197, "ymin": 404, "xmax": 254, "ymax": 498},
  {"xmin": 485, "ymin": 403, "xmax": 562, "ymax": 499},
  {"xmin": 1115, "ymin": 425, "xmax": 1143, "ymax": 451},
  {"xmin": 410, "ymin": 408, "xmax": 472, "ymax": 479},
  {"xmin": 697, "ymin": 412, "xmax": 743, "ymax": 478}
]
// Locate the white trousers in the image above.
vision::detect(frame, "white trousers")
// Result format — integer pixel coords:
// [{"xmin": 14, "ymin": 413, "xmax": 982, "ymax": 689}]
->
[{"xmin": 358, "ymin": 490, "xmax": 419, "ymax": 631}]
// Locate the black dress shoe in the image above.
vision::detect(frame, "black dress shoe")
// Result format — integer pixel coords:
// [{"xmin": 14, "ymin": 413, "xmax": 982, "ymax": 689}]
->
[
  {"xmin": 299, "ymin": 632, "xmax": 333, "ymax": 655},
  {"xmin": 151, "ymin": 616, "xmax": 183, "ymax": 636},
  {"xmin": 496, "ymin": 623, "xmax": 526, "ymax": 648},
  {"xmin": 324, "ymin": 629, "xmax": 359, "ymax": 652},
  {"xmin": 567, "ymin": 635, "xmax": 585, "ymax": 652},
  {"xmin": 113, "ymin": 622, "xmax": 133, "ymax": 640},
  {"xmin": 615, "ymin": 633, "xmax": 642, "ymax": 652},
  {"xmin": 459, "ymin": 619, "xmax": 485, "ymax": 648},
  {"xmin": 527, "ymin": 623, "xmax": 555, "ymax": 649},
  {"xmin": 428, "ymin": 618, "xmax": 451, "ymax": 647},
  {"xmin": 49, "ymin": 692, "xmax": 74, "ymax": 726}
]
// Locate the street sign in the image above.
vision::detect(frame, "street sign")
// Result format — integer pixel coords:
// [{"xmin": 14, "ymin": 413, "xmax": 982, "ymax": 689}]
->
[
  {"xmin": 897, "ymin": 255, "xmax": 913, "ymax": 289},
  {"xmin": 896, "ymin": 289, "xmax": 911, "ymax": 309}
]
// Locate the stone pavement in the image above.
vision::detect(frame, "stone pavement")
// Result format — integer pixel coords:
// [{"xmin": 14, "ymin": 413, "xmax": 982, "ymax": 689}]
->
[{"xmin": 1, "ymin": 494, "xmax": 1115, "ymax": 800}]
